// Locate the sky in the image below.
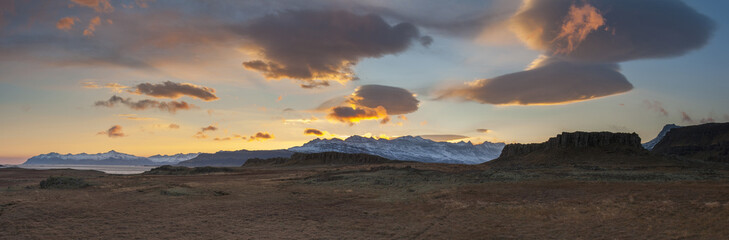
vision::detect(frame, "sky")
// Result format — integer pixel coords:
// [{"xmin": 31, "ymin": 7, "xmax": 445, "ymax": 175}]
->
[{"xmin": 1, "ymin": 0, "xmax": 728, "ymax": 164}]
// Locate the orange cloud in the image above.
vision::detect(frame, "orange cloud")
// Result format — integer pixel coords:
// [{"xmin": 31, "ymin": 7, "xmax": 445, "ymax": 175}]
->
[
  {"xmin": 97, "ymin": 125, "xmax": 125, "ymax": 138},
  {"xmin": 83, "ymin": 16, "xmax": 102, "ymax": 36},
  {"xmin": 248, "ymin": 132, "xmax": 273, "ymax": 141},
  {"xmin": 476, "ymin": 129, "xmax": 491, "ymax": 133},
  {"xmin": 327, "ymin": 106, "xmax": 388, "ymax": 125},
  {"xmin": 56, "ymin": 17, "xmax": 78, "ymax": 30},
  {"xmin": 551, "ymin": 3, "xmax": 605, "ymax": 54},
  {"xmin": 169, "ymin": 124, "xmax": 180, "ymax": 129}
]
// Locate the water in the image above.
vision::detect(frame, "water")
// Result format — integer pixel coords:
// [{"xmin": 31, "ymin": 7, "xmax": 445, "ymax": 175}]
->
[{"xmin": 16, "ymin": 164, "xmax": 156, "ymax": 174}]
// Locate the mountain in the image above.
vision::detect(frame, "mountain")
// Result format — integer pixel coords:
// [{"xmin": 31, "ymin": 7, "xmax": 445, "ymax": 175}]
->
[
  {"xmin": 485, "ymin": 131, "xmax": 673, "ymax": 168},
  {"xmin": 176, "ymin": 149, "xmax": 294, "ymax": 167},
  {"xmin": 652, "ymin": 122, "xmax": 729, "ymax": 163},
  {"xmin": 147, "ymin": 153, "xmax": 200, "ymax": 163},
  {"xmin": 288, "ymin": 136, "xmax": 506, "ymax": 164},
  {"xmin": 642, "ymin": 124, "xmax": 681, "ymax": 150},
  {"xmin": 243, "ymin": 152, "xmax": 401, "ymax": 167},
  {"xmin": 24, "ymin": 150, "xmax": 156, "ymax": 165}
]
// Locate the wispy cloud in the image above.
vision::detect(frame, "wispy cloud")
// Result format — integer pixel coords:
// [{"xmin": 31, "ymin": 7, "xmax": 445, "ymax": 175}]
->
[{"xmin": 94, "ymin": 95, "xmax": 196, "ymax": 113}]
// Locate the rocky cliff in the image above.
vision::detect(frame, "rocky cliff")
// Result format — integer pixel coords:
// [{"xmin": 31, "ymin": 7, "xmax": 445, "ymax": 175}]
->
[
  {"xmin": 488, "ymin": 131, "xmax": 655, "ymax": 168},
  {"xmin": 243, "ymin": 152, "xmax": 400, "ymax": 167},
  {"xmin": 652, "ymin": 122, "xmax": 729, "ymax": 162},
  {"xmin": 499, "ymin": 132, "xmax": 643, "ymax": 158}
]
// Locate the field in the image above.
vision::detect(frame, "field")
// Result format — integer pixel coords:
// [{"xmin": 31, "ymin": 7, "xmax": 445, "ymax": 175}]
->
[{"xmin": 2, "ymin": 164, "xmax": 729, "ymax": 239}]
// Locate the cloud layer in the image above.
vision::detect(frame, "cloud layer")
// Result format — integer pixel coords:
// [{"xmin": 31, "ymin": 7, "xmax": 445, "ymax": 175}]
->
[
  {"xmin": 94, "ymin": 95, "xmax": 195, "ymax": 113},
  {"xmin": 440, "ymin": 0, "xmax": 714, "ymax": 105},
  {"xmin": 237, "ymin": 10, "xmax": 430, "ymax": 88},
  {"xmin": 129, "ymin": 81, "xmax": 219, "ymax": 101},
  {"xmin": 439, "ymin": 56, "xmax": 633, "ymax": 105},
  {"xmin": 511, "ymin": 0, "xmax": 715, "ymax": 62}
]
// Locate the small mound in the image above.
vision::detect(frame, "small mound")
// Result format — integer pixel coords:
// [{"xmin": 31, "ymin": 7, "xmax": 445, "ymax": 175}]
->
[
  {"xmin": 39, "ymin": 176, "xmax": 90, "ymax": 189},
  {"xmin": 144, "ymin": 165, "xmax": 236, "ymax": 175}
]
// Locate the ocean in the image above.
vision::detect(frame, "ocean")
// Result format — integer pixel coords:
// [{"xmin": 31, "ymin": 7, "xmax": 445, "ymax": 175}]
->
[{"xmin": 15, "ymin": 164, "xmax": 156, "ymax": 174}]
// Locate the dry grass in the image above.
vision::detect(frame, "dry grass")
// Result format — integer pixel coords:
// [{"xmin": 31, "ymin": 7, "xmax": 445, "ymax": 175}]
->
[{"xmin": 1, "ymin": 165, "xmax": 728, "ymax": 239}]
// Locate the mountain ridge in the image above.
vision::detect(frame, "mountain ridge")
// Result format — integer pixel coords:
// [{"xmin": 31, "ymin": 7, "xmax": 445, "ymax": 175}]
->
[{"xmin": 289, "ymin": 135, "xmax": 505, "ymax": 164}]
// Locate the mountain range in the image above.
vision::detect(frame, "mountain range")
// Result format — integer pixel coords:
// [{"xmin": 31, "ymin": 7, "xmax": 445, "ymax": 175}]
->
[
  {"xmin": 22, "ymin": 123, "xmax": 729, "ymax": 166},
  {"xmin": 23, "ymin": 151, "xmax": 199, "ymax": 165},
  {"xmin": 289, "ymin": 136, "xmax": 506, "ymax": 164}
]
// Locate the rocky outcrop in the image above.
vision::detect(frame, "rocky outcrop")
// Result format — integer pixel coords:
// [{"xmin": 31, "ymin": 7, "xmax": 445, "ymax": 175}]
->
[
  {"xmin": 243, "ymin": 152, "xmax": 400, "ymax": 167},
  {"xmin": 487, "ymin": 131, "xmax": 656, "ymax": 168},
  {"xmin": 652, "ymin": 122, "xmax": 729, "ymax": 162},
  {"xmin": 499, "ymin": 132, "xmax": 643, "ymax": 158},
  {"xmin": 177, "ymin": 150, "xmax": 293, "ymax": 167}
]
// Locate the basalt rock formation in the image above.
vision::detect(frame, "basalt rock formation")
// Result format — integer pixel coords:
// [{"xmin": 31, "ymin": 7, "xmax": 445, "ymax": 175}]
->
[
  {"xmin": 243, "ymin": 152, "xmax": 401, "ymax": 167},
  {"xmin": 652, "ymin": 122, "xmax": 729, "ymax": 163},
  {"xmin": 486, "ymin": 131, "xmax": 661, "ymax": 168}
]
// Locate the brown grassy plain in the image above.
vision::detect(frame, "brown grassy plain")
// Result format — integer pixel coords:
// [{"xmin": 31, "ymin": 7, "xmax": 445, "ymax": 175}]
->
[{"xmin": 1, "ymin": 164, "xmax": 729, "ymax": 239}]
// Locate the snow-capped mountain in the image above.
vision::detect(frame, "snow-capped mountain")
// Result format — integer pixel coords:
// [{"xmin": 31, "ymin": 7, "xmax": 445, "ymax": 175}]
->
[
  {"xmin": 289, "ymin": 136, "xmax": 506, "ymax": 164},
  {"xmin": 147, "ymin": 153, "xmax": 200, "ymax": 163},
  {"xmin": 24, "ymin": 150, "xmax": 154, "ymax": 165},
  {"xmin": 643, "ymin": 124, "xmax": 682, "ymax": 150},
  {"xmin": 23, "ymin": 151, "xmax": 200, "ymax": 165}
]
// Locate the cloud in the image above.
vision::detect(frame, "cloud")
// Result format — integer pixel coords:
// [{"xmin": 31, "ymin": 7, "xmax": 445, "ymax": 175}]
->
[
  {"xmin": 248, "ymin": 132, "xmax": 273, "ymax": 141},
  {"xmin": 71, "ymin": 0, "xmax": 114, "ymax": 13},
  {"xmin": 201, "ymin": 125, "xmax": 217, "ymax": 132},
  {"xmin": 321, "ymin": 85, "xmax": 420, "ymax": 125},
  {"xmin": 94, "ymin": 95, "xmax": 196, "ymax": 113},
  {"xmin": 115, "ymin": 113, "xmax": 157, "ymax": 121},
  {"xmin": 56, "ymin": 17, "xmax": 78, "ymax": 30},
  {"xmin": 418, "ymin": 134, "xmax": 469, "ymax": 142},
  {"xmin": 644, "ymin": 100, "xmax": 669, "ymax": 116},
  {"xmin": 97, "ymin": 125, "xmax": 125, "ymax": 138},
  {"xmin": 83, "ymin": 16, "xmax": 102, "ymax": 36},
  {"xmin": 476, "ymin": 129, "xmax": 491, "ymax": 133},
  {"xmin": 129, "ymin": 81, "xmax": 219, "ymax": 101},
  {"xmin": 681, "ymin": 111, "xmax": 694, "ymax": 123},
  {"xmin": 439, "ymin": 0, "xmax": 714, "ymax": 106},
  {"xmin": 511, "ymin": 0, "xmax": 715, "ymax": 62},
  {"xmin": 193, "ymin": 131, "xmax": 207, "ymax": 139},
  {"xmin": 304, "ymin": 128, "xmax": 324, "ymax": 136},
  {"xmin": 82, "ymin": 81, "xmax": 129, "ymax": 93},
  {"xmin": 169, "ymin": 124, "xmax": 179, "ymax": 129},
  {"xmin": 327, "ymin": 106, "xmax": 388, "ymax": 125},
  {"xmin": 213, "ymin": 137, "xmax": 232, "ymax": 141},
  {"xmin": 347, "ymin": 85, "xmax": 419, "ymax": 115},
  {"xmin": 438, "ymin": 56, "xmax": 632, "ymax": 105},
  {"xmin": 237, "ymin": 10, "xmax": 430, "ymax": 88}
]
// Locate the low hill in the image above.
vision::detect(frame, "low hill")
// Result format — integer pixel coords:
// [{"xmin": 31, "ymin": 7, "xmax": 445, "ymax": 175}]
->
[
  {"xmin": 485, "ymin": 131, "xmax": 680, "ymax": 168},
  {"xmin": 177, "ymin": 149, "xmax": 294, "ymax": 167},
  {"xmin": 652, "ymin": 122, "xmax": 729, "ymax": 163},
  {"xmin": 243, "ymin": 152, "xmax": 401, "ymax": 167}
]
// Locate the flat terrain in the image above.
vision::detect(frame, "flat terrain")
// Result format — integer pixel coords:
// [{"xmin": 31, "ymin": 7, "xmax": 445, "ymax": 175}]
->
[{"xmin": 2, "ymin": 164, "xmax": 729, "ymax": 239}]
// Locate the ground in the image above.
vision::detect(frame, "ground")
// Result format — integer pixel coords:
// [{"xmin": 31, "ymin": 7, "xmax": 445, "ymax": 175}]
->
[{"xmin": 1, "ymin": 164, "xmax": 729, "ymax": 239}]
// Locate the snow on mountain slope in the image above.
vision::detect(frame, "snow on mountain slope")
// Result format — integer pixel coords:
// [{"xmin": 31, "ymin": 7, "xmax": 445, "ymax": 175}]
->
[
  {"xmin": 289, "ymin": 136, "xmax": 505, "ymax": 164},
  {"xmin": 643, "ymin": 124, "xmax": 681, "ymax": 150},
  {"xmin": 23, "ymin": 151, "xmax": 199, "ymax": 165},
  {"xmin": 147, "ymin": 153, "xmax": 200, "ymax": 163}
]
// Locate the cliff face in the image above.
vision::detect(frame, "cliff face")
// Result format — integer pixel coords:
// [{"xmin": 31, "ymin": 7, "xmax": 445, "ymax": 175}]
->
[
  {"xmin": 487, "ymin": 131, "xmax": 654, "ymax": 168},
  {"xmin": 177, "ymin": 150, "xmax": 293, "ymax": 167},
  {"xmin": 652, "ymin": 122, "xmax": 729, "ymax": 162},
  {"xmin": 499, "ymin": 132, "xmax": 643, "ymax": 158},
  {"xmin": 243, "ymin": 152, "xmax": 399, "ymax": 167}
]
